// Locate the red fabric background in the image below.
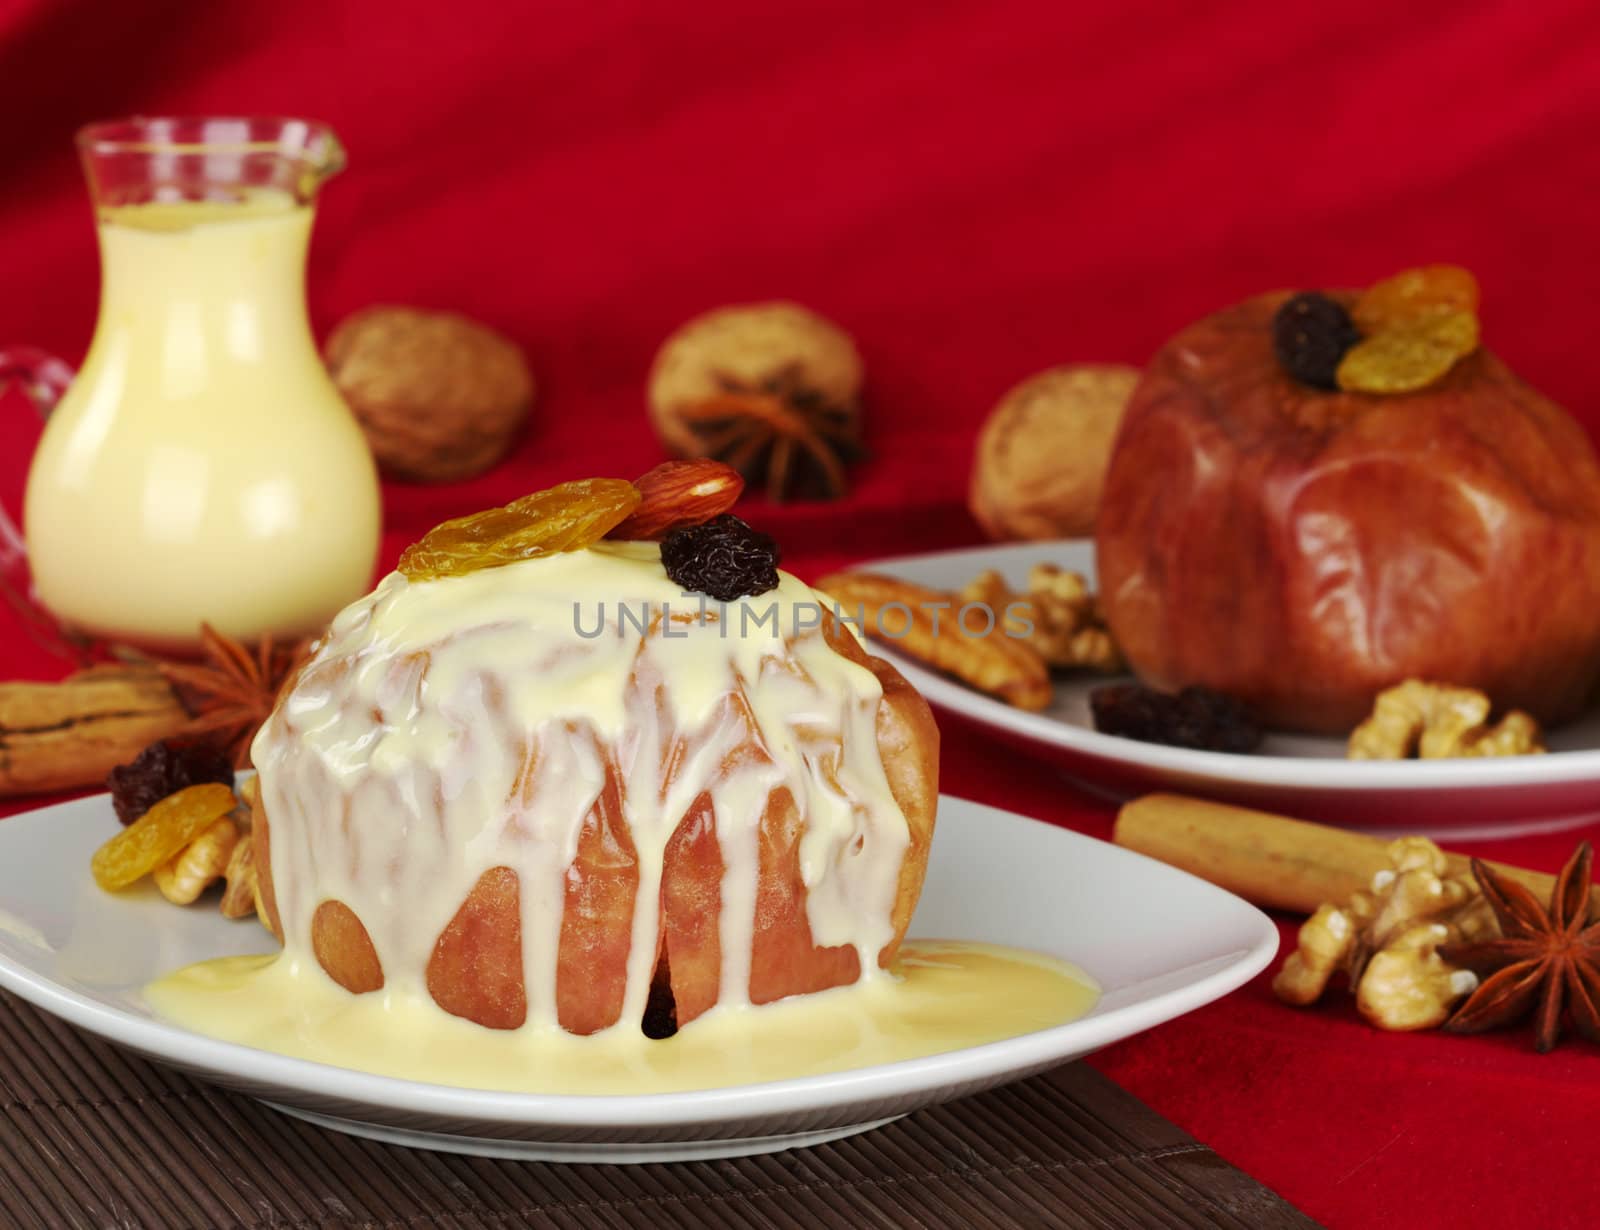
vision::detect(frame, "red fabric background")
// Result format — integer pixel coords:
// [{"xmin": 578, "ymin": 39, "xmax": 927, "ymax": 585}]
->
[{"xmin": 4, "ymin": 2, "xmax": 1600, "ymax": 1224}]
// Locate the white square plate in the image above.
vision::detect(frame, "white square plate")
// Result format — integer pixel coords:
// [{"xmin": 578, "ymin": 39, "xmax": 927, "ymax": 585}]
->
[
  {"xmin": 859, "ymin": 540, "xmax": 1600, "ymax": 838},
  {"xmin": 0, "ymin": 791, "xmax": 1275, "ymax": 1162}
]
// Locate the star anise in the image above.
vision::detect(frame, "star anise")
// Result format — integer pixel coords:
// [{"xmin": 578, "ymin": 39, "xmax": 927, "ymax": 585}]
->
[
  {"xmin": 677, "ymin": 367, "xmax": 864, "ymax": 502},
  {"xmin": 1440, "ymin": 841, "xmax": 1600, "ymax": 1052},
  {"xmin": 152, "ymin": 624, "xmax": 313, "ymax": 768}
]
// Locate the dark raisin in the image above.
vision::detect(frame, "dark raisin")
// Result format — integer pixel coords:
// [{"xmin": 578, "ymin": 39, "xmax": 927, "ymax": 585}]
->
[
  {"xmin": 660, "ymin": 514, "xmax": 780, "ymax": 602},
  {"xmin": 107, "ymin": 739, "xmax": 235, "ymax": 826},
  {"xmin": 641, "ymin": 955, "xmax": 678, "ymax": 1040},
  {"xmin": 1090, "ymin": 684, "xmax": 1263, "ymax": 753},
  {"xmin": 1272, "ymin": 292, "xmax": 1362, "ymax": 390}
]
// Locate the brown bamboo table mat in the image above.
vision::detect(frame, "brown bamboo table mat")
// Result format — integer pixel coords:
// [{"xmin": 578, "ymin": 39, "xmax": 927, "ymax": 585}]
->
[{"xmin": 0, "ymin": 988, "xmax": 1314, "ymax": 1229}]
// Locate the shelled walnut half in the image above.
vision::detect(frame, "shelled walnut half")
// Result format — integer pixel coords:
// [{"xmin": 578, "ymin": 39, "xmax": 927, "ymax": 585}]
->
[
  {"xmin": 958, "ymin": 564, "xmax": 1122, "ymax": 672},
  {"xmin": 152, "ymin": 817, "xmax": 239, "ymax": 905},
  {"xmin": 1348, "ymin": 680, "xmax": 1544, "ymax": 759},
  {"xmin": 1273, "ymin": 836, "xmax": 1495, "ymax": 1030}
]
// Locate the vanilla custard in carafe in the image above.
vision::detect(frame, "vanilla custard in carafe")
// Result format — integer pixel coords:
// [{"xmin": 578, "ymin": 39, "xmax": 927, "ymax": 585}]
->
[{"xmin": 24, "ymin": 171, "xmax": 378, "ymax": 645}]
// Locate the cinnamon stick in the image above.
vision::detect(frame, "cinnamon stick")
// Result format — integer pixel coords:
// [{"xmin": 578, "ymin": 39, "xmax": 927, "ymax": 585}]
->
[
  {"xmin": 0, "ymin": 666, "xmax": 189, "ymax": 797},
  {"xmin": 1113, "ymin": 792, "xmax": 1597, "ymax": 916}
]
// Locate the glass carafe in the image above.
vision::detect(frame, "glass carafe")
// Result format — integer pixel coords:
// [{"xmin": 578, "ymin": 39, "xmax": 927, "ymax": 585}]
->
[{"xmin": 3, "ymin": 116, "xmax": 379, "ymax": 651}]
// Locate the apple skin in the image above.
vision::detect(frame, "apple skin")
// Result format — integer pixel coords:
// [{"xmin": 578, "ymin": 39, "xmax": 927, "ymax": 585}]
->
[{"xmin": 1096, "ymin": 291, "xmax": 1600, "ymax": 734}]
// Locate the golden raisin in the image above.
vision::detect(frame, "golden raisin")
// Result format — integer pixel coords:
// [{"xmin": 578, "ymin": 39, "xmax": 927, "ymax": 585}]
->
[
  {"xmin": 1336, "ymin": 310, "xmax": 1480, "ymax": 394},
  {"xmin": 1351, "ymin": 265, "xmax": 1479, "ymax": 335},
  {"xmin": 91, "ymin": 782, "xmax": 239, "ymax": 892},
  {"xmin": 398, "ymin": 479, "xmax": 641, "ymax": 580}
]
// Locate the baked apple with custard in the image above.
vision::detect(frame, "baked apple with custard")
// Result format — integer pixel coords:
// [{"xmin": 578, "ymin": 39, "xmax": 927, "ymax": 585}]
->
[
  {"xmin": 1096, "ymin": 268, "xmax": 1600, "ymax": 734},
  {"xmin": 250, "ymin": 470, "xmax": 938, "ymax": 1036}
]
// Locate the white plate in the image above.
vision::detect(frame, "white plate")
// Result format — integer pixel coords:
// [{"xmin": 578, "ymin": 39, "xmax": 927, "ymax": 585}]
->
[
  {"xmin": 860, "ymin": 541, "xmax": 1600, "ymax": 838},
  {"xmin": 0, "ymin": 791, "xmax": 1274, "ymax": 1162}
]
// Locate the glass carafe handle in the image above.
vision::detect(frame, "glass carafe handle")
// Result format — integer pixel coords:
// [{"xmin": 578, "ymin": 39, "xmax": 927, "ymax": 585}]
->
[{"xmin": 0, "ymin": 347, "xmax": 83, "ymax": 663}]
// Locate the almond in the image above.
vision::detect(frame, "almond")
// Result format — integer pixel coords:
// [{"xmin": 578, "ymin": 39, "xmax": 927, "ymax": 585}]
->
[{"xmin": 608, "ymin": 460, "xmax": 744, "ymax": 541}]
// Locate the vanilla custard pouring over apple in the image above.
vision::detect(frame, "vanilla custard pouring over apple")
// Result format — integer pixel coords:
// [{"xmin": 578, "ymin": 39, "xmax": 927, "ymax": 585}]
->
[{"xmin": 248, "ymin": 466, "xmax": 940, "ymax": 1036}]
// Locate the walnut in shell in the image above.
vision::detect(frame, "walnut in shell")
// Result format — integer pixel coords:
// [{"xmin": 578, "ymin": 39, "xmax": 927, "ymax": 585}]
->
[
  {"xmin": 326, "ymin": 306, "xmax": 535, "ymax": 483},
  {"xmin": 969, "ymin": 363, "xmax": 1141, "ymax": 540},
  {"xmin": 647, "ymin": 302, "xmax": 864, "ymax": 501}
]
